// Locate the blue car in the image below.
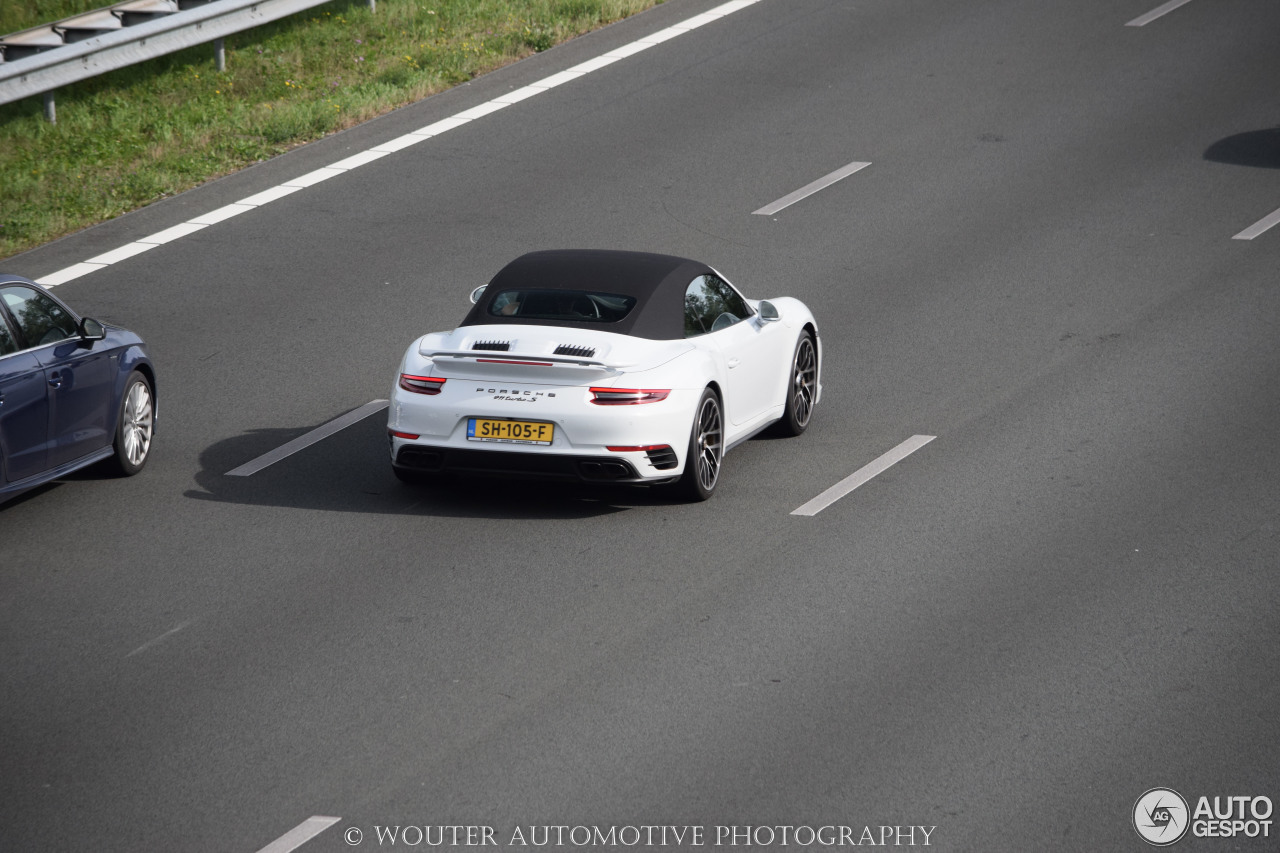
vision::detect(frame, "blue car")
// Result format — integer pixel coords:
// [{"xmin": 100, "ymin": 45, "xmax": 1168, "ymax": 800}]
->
[{"xmin": 1, "ymin": 274, "xmax": 156, "ymax": 504}]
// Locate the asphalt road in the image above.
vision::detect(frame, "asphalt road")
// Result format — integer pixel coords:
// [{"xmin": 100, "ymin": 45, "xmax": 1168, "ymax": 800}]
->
[{"xmin": 3, "ymin": 0, "xmax": 1278, "ymax": 850}]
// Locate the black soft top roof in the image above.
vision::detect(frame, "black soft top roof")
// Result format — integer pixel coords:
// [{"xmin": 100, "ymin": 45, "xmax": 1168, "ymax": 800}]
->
[{"xmin": 459, "ymin": 249, "xmax": 712, "ymax": 340}]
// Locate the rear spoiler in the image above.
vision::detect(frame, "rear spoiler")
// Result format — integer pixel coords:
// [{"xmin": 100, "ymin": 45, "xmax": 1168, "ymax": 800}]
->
[{"xmin": 422, "ymin": 349, "xmax": 637, "ymax": 370}]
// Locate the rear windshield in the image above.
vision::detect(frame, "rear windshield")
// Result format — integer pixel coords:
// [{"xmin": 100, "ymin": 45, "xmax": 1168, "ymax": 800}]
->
[{"xmin": 487, "ymin": 289, "xmax": 637, "ymax": 324}]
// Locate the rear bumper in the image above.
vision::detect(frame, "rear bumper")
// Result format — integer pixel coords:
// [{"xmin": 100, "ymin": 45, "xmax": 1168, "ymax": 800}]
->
[
  {"xmin": 393, "ymin": 443, "xmax": 678, "ymax": 484},
  {"xmin": 388, "ymin": 380, "xmax": 693, "ymax": 485}
]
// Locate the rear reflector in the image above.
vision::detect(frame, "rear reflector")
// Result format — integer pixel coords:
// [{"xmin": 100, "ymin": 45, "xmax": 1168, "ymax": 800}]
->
[
  {"xmin": 389, "ymin": 430, "xmax": 420, "ymax": 439},
  {"xmin": 399, "ymin": 374, "xmax": 446, "ymax": 395},
  {"xmin": 606, "ymin": 444, "xmax": 678, "ymax": 470},
  {"xmin": 590, "ymin": 387, "xmax": 670, "ymax": 405}
]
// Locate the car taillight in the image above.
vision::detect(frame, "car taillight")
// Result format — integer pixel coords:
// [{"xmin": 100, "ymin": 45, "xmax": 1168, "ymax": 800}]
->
[
  {"xmin": 590, "ymin": 387, "xmax": 670, "ymax": 405},
  {"xmin": 399, "ymin": 374, "xmax": 446, "ymax": 395}
]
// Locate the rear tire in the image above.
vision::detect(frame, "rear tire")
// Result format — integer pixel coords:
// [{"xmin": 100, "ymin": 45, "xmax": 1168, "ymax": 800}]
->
[
  {"xmin": 112, "ymin": 372, "xmax": 153, "ymax": 476},
  {"xmin": 777, "ymin": 331, "xmax": 817, "ymax": 437},
  {"xmin": 676, "ymin": 388, "xmax": 723, "ymax": 501}
]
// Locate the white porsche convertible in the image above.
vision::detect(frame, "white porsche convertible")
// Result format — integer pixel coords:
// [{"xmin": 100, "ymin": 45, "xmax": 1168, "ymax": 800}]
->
[{"xmin": 388, "ymin": 250, "xmax": 820, "ymax": 500}]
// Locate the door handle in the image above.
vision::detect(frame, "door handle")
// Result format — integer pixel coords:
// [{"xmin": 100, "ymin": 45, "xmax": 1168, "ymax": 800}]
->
[
  {"xmin": 47, "ymin": 372, "xmax": 64, "ymax": 389},
  {"xmin": 727, "ymin": 357, "xmax": 740, "ymax": 368}
]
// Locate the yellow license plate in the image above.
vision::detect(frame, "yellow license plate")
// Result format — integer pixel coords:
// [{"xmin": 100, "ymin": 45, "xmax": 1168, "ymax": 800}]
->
[{"xmin": 467, "ymin": 418, "xmax": 554, "ymax": 445}]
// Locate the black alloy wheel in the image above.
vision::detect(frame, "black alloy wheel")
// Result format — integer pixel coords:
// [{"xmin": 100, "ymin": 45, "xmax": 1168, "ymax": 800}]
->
[{"xmin": 677, "ymin": 387, "xmax": 723, "ymax": 501}]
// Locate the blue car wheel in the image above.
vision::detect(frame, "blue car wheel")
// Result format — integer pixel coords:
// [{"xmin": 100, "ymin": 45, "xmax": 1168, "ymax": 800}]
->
[{"xmin": 112, "ymin": 372, "xmax": 153, "ymax": 476}]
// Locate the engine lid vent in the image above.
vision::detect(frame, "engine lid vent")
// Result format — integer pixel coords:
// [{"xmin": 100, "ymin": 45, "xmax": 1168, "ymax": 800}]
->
[
  {"xmin": 472, "ymin": 340, "xmax": 510, "ymax": 351},
  {"xmin": 553, "ymin": 344, "xmax": 596, "ymax": 358}
]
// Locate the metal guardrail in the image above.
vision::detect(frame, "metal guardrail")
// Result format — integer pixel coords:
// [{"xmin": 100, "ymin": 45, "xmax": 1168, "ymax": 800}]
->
[{"xmin": 0, "ymin": 0, "xmax": 373, "ymax": 122}]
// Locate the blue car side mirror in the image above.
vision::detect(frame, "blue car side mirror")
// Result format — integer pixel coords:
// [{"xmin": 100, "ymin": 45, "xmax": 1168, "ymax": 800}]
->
[{"xmin": 77, "ymin": 317, "xmax": 106, "ymax": 341}]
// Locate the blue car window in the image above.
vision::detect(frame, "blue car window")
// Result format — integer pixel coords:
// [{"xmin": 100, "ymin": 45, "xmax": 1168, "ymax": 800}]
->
[
  {"xmin": 0, "ymin": 316, "xmax": 17, "ymax": 355},
  {"xmin": 0, "ymin": 286, "xmax": 77, "ymax": 349}
]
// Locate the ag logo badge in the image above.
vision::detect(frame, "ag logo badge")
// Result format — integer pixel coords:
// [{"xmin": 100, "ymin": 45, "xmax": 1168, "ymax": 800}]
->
[{"xmin": 1134, "ymin": 788, "xmax": 1190, "ymax": 846}]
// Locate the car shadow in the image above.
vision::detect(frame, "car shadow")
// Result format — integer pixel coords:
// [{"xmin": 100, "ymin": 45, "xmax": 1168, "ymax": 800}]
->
[
  {"xmin": 0, "ymin": 481, "xmax": 62, "ymax": 510},
  {"xmin": 1204, "ymin": 127, "xmax": 1280, "ymax": 169},
  {"xmin": 1, "ymin": 455, "xmax": 123, "ymax": 511},
  {"xmin": 184, "ymin": 413, "xmax": 682, "ymax": 519}
]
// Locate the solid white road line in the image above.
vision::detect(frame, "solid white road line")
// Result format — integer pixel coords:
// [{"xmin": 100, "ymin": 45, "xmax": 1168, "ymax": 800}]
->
[
  {"xmin": 752, "ymin": 161, "xmax": 871, "ymax": 216},
  {"xmin": 1232, "ymin": 206, "xmax": 1280, "ymax": 241},
  {"xmin": 1125, "ymin": 0, "xmax": 1195, "ymax": 27},
  {"xmin": 38, "ymin": 262, "xmax": 108, "ymax": 286},
  {"xmin": 225, "ymin": 400, "xmax": 389, "ymax": 476},
  {"xmin": 34, "ymin": 0, "xmax": 765, "ymax": 288},
  {"xmin": 86, "ymin": 242, "xmax": 159, "ymax": 265},
  {"xmin": 791, "ymin": 435, "xmax": 936, "ymax": 517},
  {"xmin": 255, "ymin": 817, "xmax": 342, "ymax": 853}
]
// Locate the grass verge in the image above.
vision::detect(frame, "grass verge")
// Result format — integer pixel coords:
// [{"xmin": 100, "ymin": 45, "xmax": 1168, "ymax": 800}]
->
[{"xmin": 0, "ymin": 0, "xmax": 661, "ymax": 261}]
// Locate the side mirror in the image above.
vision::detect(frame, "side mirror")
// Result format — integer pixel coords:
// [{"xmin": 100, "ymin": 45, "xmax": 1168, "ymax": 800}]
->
[
  {"xmin": 758, "ymin": 300, "xmax": 781, "ymax": 322},
  {"xmin": 469, "ymin": 285, "xmax": 487, "ymax": 305},
  {"xmin": 77, "ymin": 317, "xmax": 106, "ymax": 341}
]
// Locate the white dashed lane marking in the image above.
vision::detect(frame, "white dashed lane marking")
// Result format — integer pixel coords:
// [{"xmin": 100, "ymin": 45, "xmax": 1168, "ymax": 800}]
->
[
  {"xmin": 1125, "ymin": 0, "xmax": 1196, "ymax": 27},
  {"xmin": 225, "ymin": 400, "xmax": 388, "ymax": 476},
  {"xmin": 125, "ymin": 619, "xmax": 196, "ymax": 659},
  {"xmin": 254, "ymin": 817, "xmax": 341, "ymax": 853},
  {"xmin": 1233, "ymin": 206, "xmax": 1280, "ymax": 241},
  {"xmin": 752, "ymin": 161, "xmax": 871, "ymax": 217},
  {"xmin": 791, "ymin": 435, "xmax": 936, "ymax": 517}
]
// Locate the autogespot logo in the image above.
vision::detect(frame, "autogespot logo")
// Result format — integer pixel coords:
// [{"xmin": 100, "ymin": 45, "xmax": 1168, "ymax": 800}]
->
[{"xmin": 1134, "ymin": 788, "xmax": 1191, "ymax": 846}]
